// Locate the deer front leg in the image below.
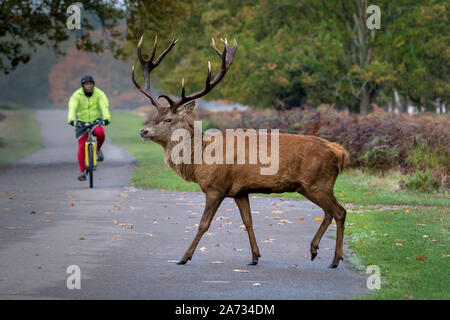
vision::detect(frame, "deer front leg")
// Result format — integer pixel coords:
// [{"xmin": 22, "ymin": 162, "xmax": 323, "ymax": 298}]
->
[
  {"xmin": 234, "ymin": 194, "xmax": 261, "ymax": 265},
  {"xmin": 177, "ymin": 190, "xmax": 224, "ymax": 265},
  {"xmin": 310, "ymin": 214, "xmax": 333, "ymax": 261}
]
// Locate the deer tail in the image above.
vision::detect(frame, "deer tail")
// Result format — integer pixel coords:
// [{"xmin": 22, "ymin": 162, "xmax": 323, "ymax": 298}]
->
[{"xmin": 327, "ymin": 142, "xmax": 350, "ymax": 175}]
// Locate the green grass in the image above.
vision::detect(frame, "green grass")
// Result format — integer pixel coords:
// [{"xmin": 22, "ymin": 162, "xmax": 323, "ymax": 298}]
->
[
  {"xmin": 0, "ymin": 101, "xmax": 26, "ymax": 110},
  {"xmin": 346, "ymin": 208, "xmax": 449, "ymax": 299},
  {"xmin": 109, "ymin": 110, "xmax": 450, "ymax": 299},
  {"xmin": 0, "ymin": 109, "xmax": 42, "ymax": 168},
  {"xmin": 273, "ymin": 169, "xmax": 449, "ymax": 207}
]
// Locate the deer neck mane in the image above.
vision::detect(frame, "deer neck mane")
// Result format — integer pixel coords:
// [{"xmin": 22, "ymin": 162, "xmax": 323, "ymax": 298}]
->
[{"xmin": 161, "ymin": 118, "xmax": 202, "ymax": 183}]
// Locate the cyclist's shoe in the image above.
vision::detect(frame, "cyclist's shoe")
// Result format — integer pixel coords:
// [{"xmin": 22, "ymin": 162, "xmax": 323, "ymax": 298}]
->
[
  {"xmin": 97, "ymin": 149, "xmax": 104, "ymax": 162},
  {"xmin": 78, "ymin": 173, "xmax": 86, "ymax": 181}
]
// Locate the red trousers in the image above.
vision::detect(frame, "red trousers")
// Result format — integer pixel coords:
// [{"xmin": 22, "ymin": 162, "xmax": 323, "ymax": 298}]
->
[{"xmin": 78, "ymin": 126, "xmax": 105, "ymax": 172}]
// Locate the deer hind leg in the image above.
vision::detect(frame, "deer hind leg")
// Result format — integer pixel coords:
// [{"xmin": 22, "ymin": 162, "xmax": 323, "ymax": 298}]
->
[
  {"xmin": 300, "ymin": 188, "xmax": 346, "ymax": 268},
  {"xmin": 330, "ymin": 198, "xmax": 347, "ymax": 268},
  {"xmin": 177, "ymin": 190, "xmax": 224, "ymax": 265},
  {"xmin": 234, "ymin": 194, "xmax": 261, "ymax": 265}
]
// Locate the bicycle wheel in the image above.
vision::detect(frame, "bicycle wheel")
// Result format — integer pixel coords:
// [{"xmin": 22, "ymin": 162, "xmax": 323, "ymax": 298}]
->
[{"xmin": 88, "ymin": 143, "xmax": 94, "ymax": 188}]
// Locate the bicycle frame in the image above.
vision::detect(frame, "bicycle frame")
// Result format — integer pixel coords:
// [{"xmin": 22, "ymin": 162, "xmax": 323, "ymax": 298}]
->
[
  {"xmin": 76, "ymin": 119, "xmax": 103, "ymax": 188},
  {"xmin": 84, "ymin": 129, "xmax": 97, "ymax": 169}
]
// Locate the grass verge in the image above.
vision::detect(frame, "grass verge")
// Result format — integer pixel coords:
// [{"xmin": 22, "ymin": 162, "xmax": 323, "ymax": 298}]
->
[
  {"xmin": 346, "ymin": 207, "xmax": 449, "ymax": 299},
  {"xmin": 0, "ymin": 109, "xmax": 42, "ymax": 168}
]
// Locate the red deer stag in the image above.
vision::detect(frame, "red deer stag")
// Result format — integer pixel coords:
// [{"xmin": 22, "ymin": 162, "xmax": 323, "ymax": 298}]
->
[{"xmin": 132, "ymin": 35, "xmax": 350, "ymax": 268}]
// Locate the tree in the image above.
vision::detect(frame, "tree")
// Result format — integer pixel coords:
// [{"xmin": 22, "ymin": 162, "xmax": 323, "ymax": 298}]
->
[
  {"xmin": 136, "ymin": 0, "xmax": 448, "ymax": 113},
  {"xmin": 0, "ymin": 0, "xmax": 124, "ymax": 74}
]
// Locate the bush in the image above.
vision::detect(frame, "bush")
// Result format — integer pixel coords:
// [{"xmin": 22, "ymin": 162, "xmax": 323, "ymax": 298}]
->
[
  {"xmin": 407, "ymin": 136, "xmax": 447, "ymax": 170},
  {"xmin": 360, "ymin": 137, "xmax": 399, "ymax": 172},
  {"xmin": 406, "ymin": 169, "xmax": 442, "ymax": 193}
]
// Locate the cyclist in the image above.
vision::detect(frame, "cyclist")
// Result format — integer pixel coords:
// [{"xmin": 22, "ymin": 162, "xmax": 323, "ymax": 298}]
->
[{"xmin": 67, "ymin": 75, "xmax": 111, "ymax": 181}]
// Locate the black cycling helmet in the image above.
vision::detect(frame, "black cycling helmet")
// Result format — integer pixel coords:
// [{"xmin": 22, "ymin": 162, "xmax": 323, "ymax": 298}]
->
[{"xmin": 81, "ymin": 75, "xmax": 95, "ymax": 86}]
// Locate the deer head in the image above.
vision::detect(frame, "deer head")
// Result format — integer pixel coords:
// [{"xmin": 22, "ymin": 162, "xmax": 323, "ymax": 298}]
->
[{"xmin": 132, "ymin": 35, "xmax": 237, "ymax": 144}]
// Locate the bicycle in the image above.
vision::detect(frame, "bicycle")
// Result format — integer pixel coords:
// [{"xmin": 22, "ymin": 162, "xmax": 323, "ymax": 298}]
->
[{"xmin": 75, "ymin": 119, "xmax": 105, "ymax": 188}]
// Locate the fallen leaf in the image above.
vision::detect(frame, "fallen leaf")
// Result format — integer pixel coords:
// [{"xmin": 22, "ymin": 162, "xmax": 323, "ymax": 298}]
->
[
  {"xmin": 315, "ymin": 217, "xmax": 324, "ymax": 222},
  {"xmin": 395, "ymin": 243, "xmax": 403, "ymax": 247},
  {"xmin": 297, "ymin": 218, "xmax": 304, "ymax": 221},
  {"xmin": 224, "ymin": 209, "xmax": 232, "ymax": 212},
  {"xmin": 168, "ymin": 260, "xmax": 178, "ymax": 263},
  {"xmin": 199, "ymin": 246, "xmax": 207, "ymax": 252},
  {"xmin": 30, "ymin": 210, "xmax": 36, "ymax": 214},
  {"xmin": 272, "ymin": 210, "xmax": 283, "ymax": 214},
  {"xmin": 79, "ymin": 237, "xmax": 86, "ymax": 240},
  {"xmin": 226, "ymin": 221, "xmax": 233, "ymax": 225},
  {"xmin": 415, "ymin": 256, "xmax": 426, "ymax": 261},
  {"xmin": 405, "ymin": 209, "xmax": 411, "ymax": 213},
  {"xmin": 233, "ymin": 269, "xmax": 249, "ymax": 273},
  {"xmin": 290, "ymin": 264, "xmax": 298, "ymax": 268},
  {"xmin": 211, "ymin": 261, "xmax": 223, "ymax": 264},
  {"xmin": 252, "ymin": 282, "xmax": 261, "ymax": 286},
  {"xmin": 440, "ymin": 228, "xmax": 445, "ymax": 232}
]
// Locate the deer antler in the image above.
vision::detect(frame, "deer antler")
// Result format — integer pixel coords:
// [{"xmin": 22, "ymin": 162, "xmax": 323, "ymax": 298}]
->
[
  {"xmin": 158, "ymin": 38, "xmax": 238, "ymax": 112},
  {"xmin": 131, "ymin": 35, "xmax": 178, "ymax": 110}
]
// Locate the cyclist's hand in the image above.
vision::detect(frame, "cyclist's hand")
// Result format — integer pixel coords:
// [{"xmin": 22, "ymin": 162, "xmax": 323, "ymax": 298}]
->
[
  {"xmin": 104, "ymin": 119, "xmax": 110, "ymax": 126},
  {"xmin": 69, "ymin": 121, "xmax": 75, "ymax": 126}
]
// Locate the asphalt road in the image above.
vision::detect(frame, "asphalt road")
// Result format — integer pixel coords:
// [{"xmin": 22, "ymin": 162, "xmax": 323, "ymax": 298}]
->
[{"xmin": 0, "ymin": 109, "xmax": 368, "ymax": 299}]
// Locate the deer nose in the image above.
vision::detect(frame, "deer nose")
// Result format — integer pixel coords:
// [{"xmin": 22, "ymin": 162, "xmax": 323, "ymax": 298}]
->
[{"xmin": 140, "ymin": 128, "xmax": 149, "ymax": 137}]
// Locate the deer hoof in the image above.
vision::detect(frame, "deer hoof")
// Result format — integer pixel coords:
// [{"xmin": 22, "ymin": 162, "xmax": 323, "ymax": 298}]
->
[
  {"xmin": 328, "ymin": 263, "xmax": 338, "ymax": 268},
  {"xmin": 177, "ymin": 256, "xmax": 191, "ymax": 265},
  {"xmin": 311, "ymin": 252, "xmax": 317, "ymax": 261},
  {"xmin": 248, "ymin": 261, "xmax": 258, "ymax": 266}
]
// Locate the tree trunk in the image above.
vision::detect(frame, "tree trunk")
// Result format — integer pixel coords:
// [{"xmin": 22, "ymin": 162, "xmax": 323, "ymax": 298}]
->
[
  {"xmin": 401, "ymin": 97, "xmax": 408, "ymax": 113},
  {"xmin": 360, "ymin": 86, "xmax": 371, "ymax": 115}
]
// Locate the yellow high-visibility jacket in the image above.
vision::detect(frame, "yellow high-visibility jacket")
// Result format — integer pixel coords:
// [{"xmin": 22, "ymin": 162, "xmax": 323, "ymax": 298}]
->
[{"xmin": 67, "ymin": 87, "xmax": 111, "ymax": 123}]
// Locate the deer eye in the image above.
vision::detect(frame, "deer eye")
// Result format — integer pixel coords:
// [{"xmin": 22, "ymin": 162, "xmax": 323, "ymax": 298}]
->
[{"xmin": 165, "ymin": 118, "xmax": 172, "ymax": 123}]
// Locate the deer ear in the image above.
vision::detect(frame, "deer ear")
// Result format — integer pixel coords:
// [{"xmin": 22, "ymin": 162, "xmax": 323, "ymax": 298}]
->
[{"xmin": 176, "ymin": 101, "xmax": 196, "ymax": 117}]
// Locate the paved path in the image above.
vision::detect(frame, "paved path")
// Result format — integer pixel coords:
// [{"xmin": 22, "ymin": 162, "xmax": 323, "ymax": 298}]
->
[{"xmin": 0, "ymin": 109, "xmax": 368, "ymax": 299}]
